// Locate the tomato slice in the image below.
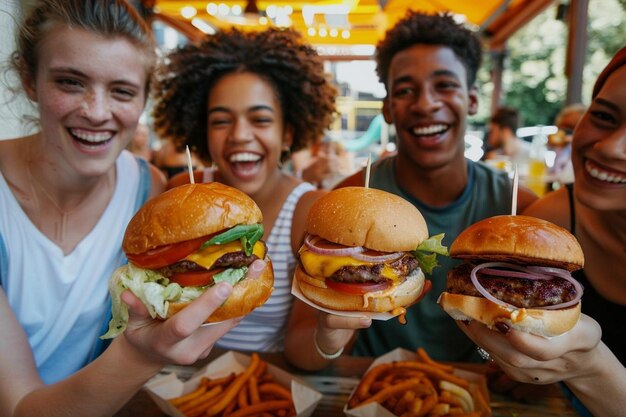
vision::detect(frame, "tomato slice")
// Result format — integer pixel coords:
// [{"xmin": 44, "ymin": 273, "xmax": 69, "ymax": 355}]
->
[
  {"xmin": 325, "ymin": 279, "xmax": 391, "ymax": 295},
  {"xmin": 126, "ymin": 235, "xmax": 210, "ymax": 269},
  {"xmin": 169, "ymin": 269, "xmax": 225, "ymax": 287}
]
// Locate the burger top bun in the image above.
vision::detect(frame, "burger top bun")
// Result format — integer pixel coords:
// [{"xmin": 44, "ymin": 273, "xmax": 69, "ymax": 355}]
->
[
  {"xmin": 450, "ymin": 215, "xmax": 584, "ymax": 272},
  {"xmin": 123, "ymin": 183, "xmax": 263, "ymax": 255},
  {"xmin": 306, "ymin": 187, "xmax": 428, "ymax": 252}
]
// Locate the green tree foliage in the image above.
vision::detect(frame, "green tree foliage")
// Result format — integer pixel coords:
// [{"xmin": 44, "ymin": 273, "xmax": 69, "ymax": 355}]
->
[{"xmin": 474, "ymin": 0, "xmax": 625, "ymax": 128}]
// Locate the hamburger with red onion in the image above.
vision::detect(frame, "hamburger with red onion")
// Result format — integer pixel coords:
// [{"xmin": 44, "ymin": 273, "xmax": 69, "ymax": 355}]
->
[
  {"xmin": 294, "ymin": 187, "xmax": 448, "ymax": 319},
  {"xmin": 102, "ymin": 182, "xmax": 273, "ymax": 339},
  {"xmin": 438, "ymin": 215, "xmax": 584, "ymax": 337}
]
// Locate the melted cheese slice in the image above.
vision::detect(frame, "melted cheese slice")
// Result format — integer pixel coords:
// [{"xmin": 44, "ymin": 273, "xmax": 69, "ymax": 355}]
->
[
  {"xmin": 184, "ymin": 240, "xmax": 265, "ymax": 270},
  {"xmin": 299, "ymin": 247, "xmax": 402, "ymax": 282}
]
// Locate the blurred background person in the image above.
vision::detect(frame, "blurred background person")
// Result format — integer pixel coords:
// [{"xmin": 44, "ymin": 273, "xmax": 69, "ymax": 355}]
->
[
  {"xmin": 547, "ymin": 103, "xmax": 587, "ymax": 187},
  {"xmin": 126, "ymin": 121, "xmax": 152, "ymax": 161},
  {"xmin": 151, "ymin": 138, "xmax": 203, "ymax": 179},
  {"xmin": 290, "ymin": 137, "xmax": 353, "ymax": 189},
  {"xmin": 484, "ymin": 106, "xmax": 530, "ymax": 170}
]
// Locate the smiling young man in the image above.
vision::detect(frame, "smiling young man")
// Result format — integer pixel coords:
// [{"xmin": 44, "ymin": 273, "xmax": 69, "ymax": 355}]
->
[{"xmin": 333, "ymin": 11, "xmax": 537, "ymax": 362}]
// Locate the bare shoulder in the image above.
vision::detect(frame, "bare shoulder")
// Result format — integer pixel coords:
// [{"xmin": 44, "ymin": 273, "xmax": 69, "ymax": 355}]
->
[
  {"xmin": 148, "ymin": 163, "xmax": 167, "ymax": 197},
  {"xmin": 516, "ymin": 185, "xmax": 539, "ymax": 214},
  {"xmin": 166, "ymin": 170, "xmax": 203, "ymax": 190},
  {"xmin": 291, "ymin": 188, "xmax": 327, "ymax": 252},
  {"xmin": 333, "ymin": 170, "xmax": 364, "ymax": 189},
  {"xmin": 522, "ymin": 187, "xmax": 571, "ymax": 230}
]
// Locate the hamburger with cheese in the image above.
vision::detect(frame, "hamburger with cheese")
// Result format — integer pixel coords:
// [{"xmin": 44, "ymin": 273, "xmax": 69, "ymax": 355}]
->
[
  {"xmin": 102, "ymin": 182, "xmax": 273, "ymax": 339},
  {"xmin": 438, "ymin": 215, "xmax": 584, "ymax": 337},
  {"xmin": 295, "ymin": 187, "xmax": 448, "ymax": 320}
]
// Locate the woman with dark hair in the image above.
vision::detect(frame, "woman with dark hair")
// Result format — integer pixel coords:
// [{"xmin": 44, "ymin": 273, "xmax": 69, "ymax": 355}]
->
[
  {"xmin": 459, "ymin": 46, "xmax": 626, "ymax": 417},
  {"xmin": 153, "ymin": 28, "xmax": 338, "ymax": 352},
  {"xmin": 0, "ymin": 1, "xmax": 237, "ymax": 415}
]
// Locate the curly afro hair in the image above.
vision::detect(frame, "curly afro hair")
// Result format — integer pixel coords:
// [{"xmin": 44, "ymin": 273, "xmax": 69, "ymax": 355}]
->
[
  {"xmin": 376, "ymin": 11, "xmax": 482, "ymax": 90},
  {"xmin": 152, "ymin": 28, "xmax": 337, "ymax": 163}
]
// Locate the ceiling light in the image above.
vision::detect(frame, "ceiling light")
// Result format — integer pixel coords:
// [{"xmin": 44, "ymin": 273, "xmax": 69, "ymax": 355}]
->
[{"xmin": 181, "ymin": 6, "xmax": 197, "ymax": 19}]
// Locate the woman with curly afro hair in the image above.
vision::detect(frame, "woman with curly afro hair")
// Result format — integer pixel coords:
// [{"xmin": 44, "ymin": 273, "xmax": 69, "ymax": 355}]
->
[{"xmin": 152, "ymin": 28, "xmax": 337, "ymax": 352}]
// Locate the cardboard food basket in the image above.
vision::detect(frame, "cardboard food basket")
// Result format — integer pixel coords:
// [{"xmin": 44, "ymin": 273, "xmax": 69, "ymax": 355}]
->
[
  {"xmin": 144, "ymin": 350, "xmax": 323, "ymax": 417},
  {"xmin": 343, "ymin": 348, "xmax": 491, "ymax": 417}
]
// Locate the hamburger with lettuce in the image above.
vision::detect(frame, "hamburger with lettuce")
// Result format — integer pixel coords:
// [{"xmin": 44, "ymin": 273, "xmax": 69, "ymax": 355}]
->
[{"xmin": 102, "ymin": 182, "xmax": 273, "ymax": 339}]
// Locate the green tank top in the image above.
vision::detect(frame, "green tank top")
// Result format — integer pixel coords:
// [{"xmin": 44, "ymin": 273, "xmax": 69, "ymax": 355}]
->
[{"xmin": 352, "ymin": 156, "xmax": 512, "ymax": 362}]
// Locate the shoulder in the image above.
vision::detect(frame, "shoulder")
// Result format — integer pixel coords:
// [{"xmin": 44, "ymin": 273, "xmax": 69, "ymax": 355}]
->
[
  {"xmin": 291, "ymin": 188, "xmax": 327, "ymax": 252},
  {"xmin": 334, "ymin": 170, "xmax": 363, "ymax": 189},
  {"xmin": 165, "ymin": 170, "xmax": 203, "ymax": 190},
  {"xmin": 148, "ymin": 163, "xmax": 166, "ymax": 198},
  {"xmin": 522, "ymin": 187, "xmax": 570, "ymax": 230}
]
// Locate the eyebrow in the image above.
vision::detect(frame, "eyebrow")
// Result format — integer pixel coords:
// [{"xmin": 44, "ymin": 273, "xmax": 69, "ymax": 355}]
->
[
  {"xmin": 208, "ymin": 105, "xmax": 275, "ymax": 115},
  {"xmin": 594, "ymin": 98, "xmax": 620, "ymax": 112},
  {"xmin": 49, "ymin": 67, "xmax": 141, "ymax": 88},
  {"xmin": 392, "ymin": 69, "xmax": 461, "ymax": 85}
]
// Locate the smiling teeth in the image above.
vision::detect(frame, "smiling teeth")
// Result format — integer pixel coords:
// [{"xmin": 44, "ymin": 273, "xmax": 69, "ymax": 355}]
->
[
  {"xmin": 585, "ymin": 160, "xmax": 626, "ymax": 184},
  {"xmin": 229, "ymin": 152, "xmax": 261, "ymax": 163},
  {"xmin": 412, "ymin": 124, "xmax": 447, "ymax": 136},
  {"xmin": 70, "ymin": 129, "xmax": 112, "ymax": 143}
]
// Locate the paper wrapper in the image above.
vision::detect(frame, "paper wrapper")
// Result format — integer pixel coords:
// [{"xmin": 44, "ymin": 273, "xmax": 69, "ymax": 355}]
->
[
  {"xmin": 291, "ymin": 278, "xmax": 399, "ymax": 321},
  {"xmin": 144, "ymin": 351, "xmax": 323, "ymax": 417},
  {"xmin": 343, "ymin": 348, "xmax": 491, "ymax": 417}
]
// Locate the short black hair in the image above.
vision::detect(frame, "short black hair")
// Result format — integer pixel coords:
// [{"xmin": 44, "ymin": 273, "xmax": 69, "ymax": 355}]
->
[
  {"xmin": 491, "ymin": 106, "xmax": 520, "ymax": 132},
  {"xmin": 375, "ymin": 11, "xmax": 482, "ymax": 89}
]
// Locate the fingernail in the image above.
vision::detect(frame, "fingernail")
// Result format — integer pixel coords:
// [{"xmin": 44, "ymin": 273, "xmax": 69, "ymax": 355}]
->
[
  {"xmin": 215, "ymin": 283, "xmax": 233, "ymax": 300},
  {"xmin": 359, "ymin": 317, "xmax": 372, "ymax": 327},
  {"xmin": 495, "ymin": 322, "xmax": 510, "ymax": 334},
  {"xmin": 251, "ymin": 259, "xmax": 266, "ymax": 271}
]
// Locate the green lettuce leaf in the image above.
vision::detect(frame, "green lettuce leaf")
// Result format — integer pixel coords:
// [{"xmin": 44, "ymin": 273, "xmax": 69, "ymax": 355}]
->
[
  {"xmin": 100, "ymin": 264, "xmax": 248, "ymax": 340},
  {"xmin": 413, "ymin": 233, "xmax": 449, "ymax": 275},
  {"xmin": 200, "ymin": 224, "xmax": 264, "ymax": 256}
]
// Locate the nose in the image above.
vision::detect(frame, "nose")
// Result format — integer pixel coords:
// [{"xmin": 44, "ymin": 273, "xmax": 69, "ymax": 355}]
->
[
  {"xmin": 410, "ymin": 86, "xmax": 442, "ymax": 114},
  {"xmin": 79, "ymin": 89, "xmax": 112, "ymax": 123},
  {"xmin": 595, "ymin": 124, "xmax": 626, "ymax": 159},
  {"xmin": 229, "ymin": 117, "xmax": 254, "ymax": 143}
]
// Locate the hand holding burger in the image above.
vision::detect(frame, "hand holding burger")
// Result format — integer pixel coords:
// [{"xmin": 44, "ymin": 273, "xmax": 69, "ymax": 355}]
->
[
  {"xmin": 102, "ymin": 183, "xmax": 273, "ymax": 339},
  {"xmin": 438, "ymin": 215, "xmax": 584, "ymax": 337},
  {"xmin": 294, "ymin": 187, "xmax": 448, "ymax": 320}
]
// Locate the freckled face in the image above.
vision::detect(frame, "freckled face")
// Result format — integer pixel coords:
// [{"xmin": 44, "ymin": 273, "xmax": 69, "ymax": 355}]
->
[
  {"xmin": 206, "ymin": 72, "xmax": 291, "ymax": 195},
  {"xmin": 382, "ymin": 45, "xmax": 478, "ymax": 171},
  {"xmin": 572, "ymin": 65, "xmax": 626, "ymax": 211},
  {"xmin": 29, "ymin": 27, "xmax": 148, "ymax": 177}
]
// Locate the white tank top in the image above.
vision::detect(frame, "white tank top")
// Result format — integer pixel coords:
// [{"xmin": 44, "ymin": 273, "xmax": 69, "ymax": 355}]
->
[
  {"xmin": 201, "ymin": 168, "xmax": 316, "ymax": 352},
  {"xmin": 0, "ymin": 151, "xmax": 151, "ymax": 383}
]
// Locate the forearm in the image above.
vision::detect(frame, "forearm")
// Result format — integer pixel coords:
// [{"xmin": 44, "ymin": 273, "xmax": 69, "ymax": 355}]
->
[
  {"xmin": 13, "ymin": 335, "xmax": 163, "ymax": 417},
  {"xmin": 285, "ymin": 317, "xmax": 332, "ymax": 371},
  {"xmin": 564, "ymin": 342, "xmax": 626, "ymax": 417}
]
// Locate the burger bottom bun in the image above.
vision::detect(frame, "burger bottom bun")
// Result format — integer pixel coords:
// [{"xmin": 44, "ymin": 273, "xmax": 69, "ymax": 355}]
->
[
  {"xmin": 437, "ymin": 292, "xmax": 581, "ymax": 337},
  {"xmin": 167, "ymin": 259, "xmax": 274, "ymax": 323},
  {"xmin": 295, "ymin": 265, "xmax": 425, "ymax": 313}
]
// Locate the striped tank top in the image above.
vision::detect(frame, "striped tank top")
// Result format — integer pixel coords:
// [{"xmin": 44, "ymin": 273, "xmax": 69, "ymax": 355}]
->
[{"xmin": 202, "ymin": 168, "xmax": 316, "ymax": 352}]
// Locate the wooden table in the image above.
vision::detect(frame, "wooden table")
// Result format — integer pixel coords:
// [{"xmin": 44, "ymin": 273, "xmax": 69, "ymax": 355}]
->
[{"xmin": 114, "ymin": 349, "xmax": 579, "ymax": 417}]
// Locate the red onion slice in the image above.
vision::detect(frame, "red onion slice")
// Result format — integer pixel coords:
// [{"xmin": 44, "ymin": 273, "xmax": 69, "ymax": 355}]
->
[
  {"xmin": 304, "ymin": 234, "xmax": 364, "ymax": 257},
  {"xmin": 352, "ymin": 249, "xmax": 404, "ymax": 263},
  {"xmin": 470, "ymin": 262, "xmax": 583, "ymax": 311}
]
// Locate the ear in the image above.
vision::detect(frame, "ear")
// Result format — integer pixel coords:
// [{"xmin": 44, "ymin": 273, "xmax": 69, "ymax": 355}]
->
[
  {"xmin": 467, "ymin": 86, "xmax": 479, "ymax": 116},
  {"xmin": 18, "ymin": 61, "xmax": 38, "ymax": 102},
  {"xmin": 283, "ymin": 124, "xmax": 294, "ymax": 149},
  {"xmin": 382, "ymin": 97, "xmax": 393, "ymax": 124}
]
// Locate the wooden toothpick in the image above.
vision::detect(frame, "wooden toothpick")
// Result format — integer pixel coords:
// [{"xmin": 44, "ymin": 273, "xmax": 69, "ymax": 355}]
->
[
  {"xmin": 511, "ymin": 164, "xmax": 519, "ymax": 216},
  {"xmin": 186, "ymin": 145, "xmax": 195, "ymax": 184},
  {"xmin": 364, "ymin": 153, "xmax": 372, "ymax": 188}
]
